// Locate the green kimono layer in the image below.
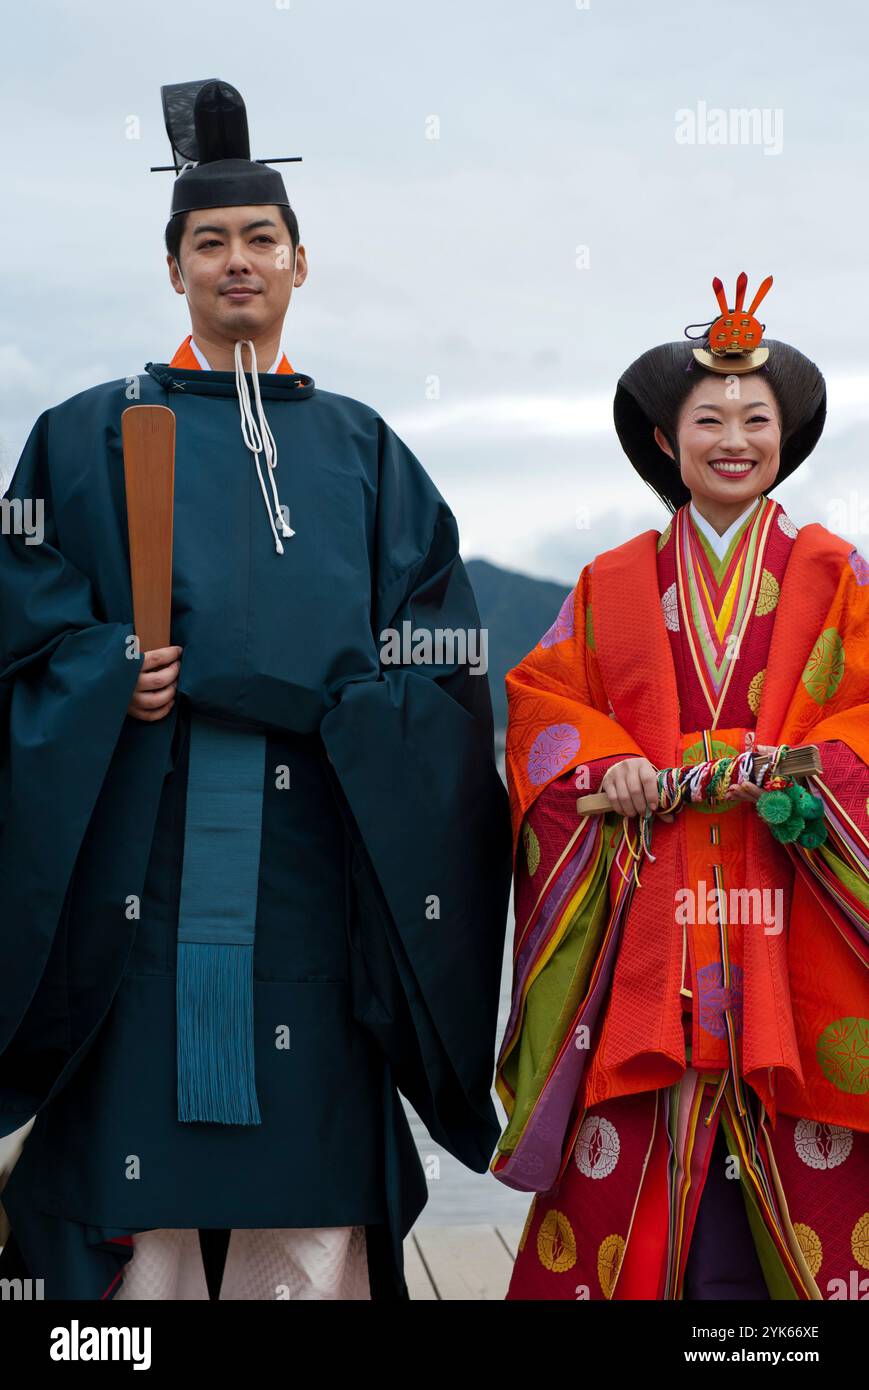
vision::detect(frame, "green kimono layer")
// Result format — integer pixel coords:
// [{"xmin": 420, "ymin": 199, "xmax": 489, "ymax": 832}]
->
[{"xmin": 0, "ymin": 361, "xmax": 512, "ymax": 1298}]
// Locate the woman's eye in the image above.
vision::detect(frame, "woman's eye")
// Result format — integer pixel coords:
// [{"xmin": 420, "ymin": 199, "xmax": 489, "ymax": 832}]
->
[
  {"xmin": 696, "ymin": 416, "xmax": 722, "ymax": 425},
  {"xmin": 747, "ymin": 415, "xmax": 771, "ymax": 424}
]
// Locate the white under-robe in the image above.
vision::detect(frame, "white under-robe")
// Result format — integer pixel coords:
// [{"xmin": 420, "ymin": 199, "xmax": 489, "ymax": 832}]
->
[{"xmin": 112, "ymin": 1224, "xmax": 371, "ymax": 1301}]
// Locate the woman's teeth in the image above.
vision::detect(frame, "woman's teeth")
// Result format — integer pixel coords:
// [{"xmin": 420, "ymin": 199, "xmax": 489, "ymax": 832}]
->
[{"xmin": 709, "ymin": 460, "xmax": 755, "ymax": 475}]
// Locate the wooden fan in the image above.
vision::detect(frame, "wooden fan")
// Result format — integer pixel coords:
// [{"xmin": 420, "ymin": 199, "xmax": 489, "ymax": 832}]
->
[
  {"xmin": 576, "ymin": 744, "xmax": 824, "ymax": 816},
  {"xmin": 121, "ymin": 405, "xmax": 175, "ymax": 653}
]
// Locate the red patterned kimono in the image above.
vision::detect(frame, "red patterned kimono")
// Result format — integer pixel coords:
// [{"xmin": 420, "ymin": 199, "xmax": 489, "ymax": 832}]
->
[{"xmin": 496, "ymin": 495, "xmax": 869, "ymax": 1300}]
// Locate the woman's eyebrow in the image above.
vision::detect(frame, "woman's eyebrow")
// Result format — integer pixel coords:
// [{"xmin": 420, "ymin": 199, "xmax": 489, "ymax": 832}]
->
[{"xmin": 690, "ymin": 400, "xmax": 770, "ymax": 411}]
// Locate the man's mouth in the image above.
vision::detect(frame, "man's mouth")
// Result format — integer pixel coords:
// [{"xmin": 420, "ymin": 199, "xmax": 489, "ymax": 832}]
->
[
  {"xmin": 708, "ymin": 457, "xmax": 756, "ymax": 478},
  {"xmin": 222, "ymin": 288, "xmax": 260, "ymax": 301}
]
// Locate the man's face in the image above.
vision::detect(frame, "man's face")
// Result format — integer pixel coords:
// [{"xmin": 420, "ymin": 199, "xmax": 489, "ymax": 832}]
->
[{"xmin": 167, "ymin": 204, "xmax": 307, "ymax": 341}]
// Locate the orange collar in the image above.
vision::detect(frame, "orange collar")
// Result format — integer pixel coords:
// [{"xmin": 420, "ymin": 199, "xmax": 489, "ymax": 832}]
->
[{"xmin": 169, "ymin": 334, "xmax": 295, "ymax": 374}]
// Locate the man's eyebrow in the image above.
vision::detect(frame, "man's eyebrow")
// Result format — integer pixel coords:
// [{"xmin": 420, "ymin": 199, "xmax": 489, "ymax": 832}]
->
[{"xmin": 191, "ymin": 219, "xmax": 279, "ymax": 236}]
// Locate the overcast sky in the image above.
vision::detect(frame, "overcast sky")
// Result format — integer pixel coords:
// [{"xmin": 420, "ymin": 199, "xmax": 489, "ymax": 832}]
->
[{"xmin": 2, "ymin": 0, "xmax": 867, "ymax": 584}]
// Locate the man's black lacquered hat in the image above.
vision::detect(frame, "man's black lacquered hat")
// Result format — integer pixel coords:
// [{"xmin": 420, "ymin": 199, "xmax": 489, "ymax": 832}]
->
[{"xmin": 153, "ymin": 78, "xmax": 301, "ymax": 216}]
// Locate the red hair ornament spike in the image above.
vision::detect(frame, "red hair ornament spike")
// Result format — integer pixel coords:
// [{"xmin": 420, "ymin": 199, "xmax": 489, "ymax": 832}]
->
[{"xmin": 692, "ymin": 272, "xmax": 773, "ymax": 374}]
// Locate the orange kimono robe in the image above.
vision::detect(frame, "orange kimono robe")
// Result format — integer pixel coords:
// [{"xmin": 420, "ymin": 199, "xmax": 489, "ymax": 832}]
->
[{"xmin": 496, "ymin": 495, "xmax": 868, "ymax": 1300}]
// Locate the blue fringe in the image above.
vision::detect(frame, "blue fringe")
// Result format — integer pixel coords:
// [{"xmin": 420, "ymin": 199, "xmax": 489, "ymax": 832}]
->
[{"xmin": 176, "ymin": 941, "xmax": 262, "ymax": 1125}]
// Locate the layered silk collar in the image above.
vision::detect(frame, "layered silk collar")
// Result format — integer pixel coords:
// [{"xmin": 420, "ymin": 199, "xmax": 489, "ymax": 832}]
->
[{"xmin": 169, "ymin": 334, "xmax": 295, "ymax": 375}]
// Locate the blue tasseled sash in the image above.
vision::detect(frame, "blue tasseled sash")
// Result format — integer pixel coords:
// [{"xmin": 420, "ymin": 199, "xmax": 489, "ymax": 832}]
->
[{"xmin": 176, "ymin": 713, "xmax": 265, "ymax": 1125}]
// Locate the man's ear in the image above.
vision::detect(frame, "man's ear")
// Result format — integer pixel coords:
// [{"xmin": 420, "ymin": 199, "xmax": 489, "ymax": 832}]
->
[
  {"xmin": 167, "ymin": 254, "xmax": 186, "ymax": 296},
  {"xmin": 293, "ymin": 245, "xmax": 308, "ymax": 288},
  {"xmin": 654, "ymin": 425, "xmax": 675, "ymax": 460}
]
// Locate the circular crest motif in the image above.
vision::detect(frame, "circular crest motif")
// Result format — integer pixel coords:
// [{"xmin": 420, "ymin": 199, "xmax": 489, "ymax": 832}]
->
[
  {"xmin": 527, "ymin": 724, "xmax": 581, "ymax": 785},
  {"xmin": 755, "ymin": 569, "xmax": 780, "ymax": 616},
  {"xmin": 747, "ymin": 667, "xmax": 766, "ymax": 715},
  {"xmin": 848, "ymin": 548, "xmax": 869, "ymax": 586},
  {"xmin": 523, "ymin": 822, "xmax": 541, "ymax": 877},
  {"xmin": 794, "ymin": 1222, "xmax": 823, "ymax": 1277},
  {"xmin": 816, "ymin": 1017, "xmax": 869, "ymax": 1094},
  {"xmin": 793, "ymin": 1118, "xmax": 853, "ymax": 1171},
  {"xmin": 777, "ymin": 513, "xmax": 798, "ymax": 539},
  {"xmin": 573, "ymin": 1115, "xmax": 620, "ymax": 1179},
  {"xmin": 597, "ymin": 1234, "xmax": 626, "ymax": 1300},
  {"xmin": 852, "ymin": 1212, "xmax": 869, "ymax": 1270},
  {"xmin": 661, "ymin": 582, "xmax": 679, "ymax": 632},
  {"xmin": 697, "ymin": 962, "xmax": 745, "ymax": 1039},
  {"xmin": 513, "ymin": 1149, "xmax": 545, "ymax": 1177},
  {"xmin": 537, "ymin": 1209, "xmax": 577, "ymax": 1273},
  {"xmin": 540, "ymin": 592, "xmax": 575, "ymax": 649},
  {"xmin": 682, "ymin": 739, "xmax": 739, "ymax": 815},
  {"xmin": 802, "ymin": 628, "xmax": 845, "ymax": 705}
]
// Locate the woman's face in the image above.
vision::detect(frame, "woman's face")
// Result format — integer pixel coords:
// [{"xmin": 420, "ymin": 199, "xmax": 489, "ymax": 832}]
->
[{"xmin": 654, "ymin": 373, "xmax": 782, "ymax": 510}]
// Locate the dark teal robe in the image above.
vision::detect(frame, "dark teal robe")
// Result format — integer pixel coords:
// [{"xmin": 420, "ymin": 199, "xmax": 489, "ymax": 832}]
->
[{"xmin": 0, "ymin": 362, "xmax": 511, "ymax": 1298}]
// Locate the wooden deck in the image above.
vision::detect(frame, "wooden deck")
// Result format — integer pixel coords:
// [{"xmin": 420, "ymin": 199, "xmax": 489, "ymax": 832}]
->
[{"xmin": 403, "ymin": 1224, "xmax": 522, "ymax": 1300}]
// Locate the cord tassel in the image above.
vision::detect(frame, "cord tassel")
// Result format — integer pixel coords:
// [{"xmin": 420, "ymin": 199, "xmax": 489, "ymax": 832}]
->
[{"xmin": 177, "ymin": 941, "xmax": 261, "ymax": 1125}]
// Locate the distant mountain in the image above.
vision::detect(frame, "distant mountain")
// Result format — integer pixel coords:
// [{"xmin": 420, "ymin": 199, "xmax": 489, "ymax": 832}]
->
[{"xmin": 465, "ymin": 558, "xmax": 571, "ymax": 734}]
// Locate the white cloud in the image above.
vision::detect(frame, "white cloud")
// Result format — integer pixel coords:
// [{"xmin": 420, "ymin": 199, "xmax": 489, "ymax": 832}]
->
[
  {"xmin": 392, "ymin": 372, "xmax": 869, "ymax": 444},
  {"xmin": 2, "ymin": 0, "xmax": 868, "ymax": 578}
]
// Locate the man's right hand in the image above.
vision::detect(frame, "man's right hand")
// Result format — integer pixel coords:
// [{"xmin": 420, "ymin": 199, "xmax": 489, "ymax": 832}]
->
[{"xmin": 128, "ymin": 645, "xmax": 183, "ymax": 722}]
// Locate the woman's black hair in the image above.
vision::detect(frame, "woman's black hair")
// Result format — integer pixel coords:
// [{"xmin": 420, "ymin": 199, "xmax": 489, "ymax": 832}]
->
[{"xmin": 613, "ymin": 338, "xmax": 827, "ymax": 513}]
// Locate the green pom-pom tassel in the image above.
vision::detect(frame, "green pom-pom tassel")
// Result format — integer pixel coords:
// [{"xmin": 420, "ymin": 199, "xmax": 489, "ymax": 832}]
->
[
  {"xmin": 758, "ymin": 790, "xmax": 793, "ymax": 826},
  {"xmin": 769, "ymin": 813, "xmax": 805, "ymax": 844},
  {"xmin": 787, "ymin": 784, "xmax": 821, "ymax": 816},
  {"xmin": 798, "ymin": 823, "xmax": 828, "ymax": 848},
  {"xmin": 785, "ymin": 784, "xmax": 825, "ymax": 821}
]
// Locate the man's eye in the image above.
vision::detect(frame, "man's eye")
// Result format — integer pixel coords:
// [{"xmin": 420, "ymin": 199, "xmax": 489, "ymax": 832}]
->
[
  {"xmin": 196, "ymin": 240, "xmax": 221, "ymax": 250},
  {"xmin": 252, "ymin": 236, "xmax": 275, "ymax": 244}
]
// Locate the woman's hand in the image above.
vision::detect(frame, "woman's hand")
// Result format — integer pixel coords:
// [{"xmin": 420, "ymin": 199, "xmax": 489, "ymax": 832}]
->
[
  {"xmin": 601, "ymin": 757, "xmax": 673, "ymax": 821},
  {"xmin": 724, "ymin": 743, "xmax": 777, "ymax": 804},
  {"xmin": 724, "ymin": 783, "xmax": 763, "ymax": 804},
  {"xmin": 127, "ymin": 645, "xmax": 183, "ymax": 722}
]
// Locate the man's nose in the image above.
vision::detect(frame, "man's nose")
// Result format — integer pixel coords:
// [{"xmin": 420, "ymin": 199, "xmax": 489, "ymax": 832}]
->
[{"xmin": 225, "ymin": 247, "xmax": 253, "ymax": 273}]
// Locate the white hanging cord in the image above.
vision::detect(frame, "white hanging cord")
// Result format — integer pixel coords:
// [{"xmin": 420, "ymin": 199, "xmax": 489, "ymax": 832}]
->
[
  {"xmin": 233, "ymin": 339, "xmax": 294, "ymax": 554},
  {"xmin": 249, "ymin": 352, "xmax": 289, "ymax": 536}
]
